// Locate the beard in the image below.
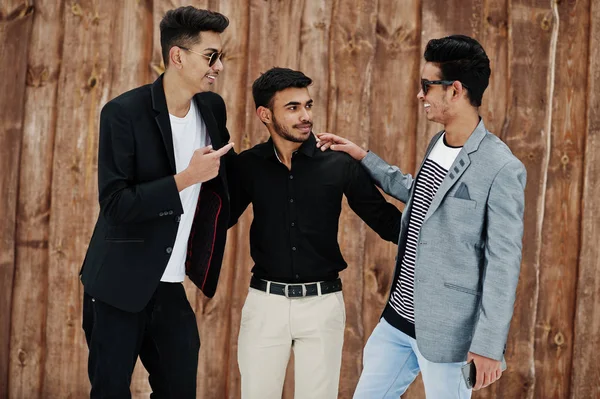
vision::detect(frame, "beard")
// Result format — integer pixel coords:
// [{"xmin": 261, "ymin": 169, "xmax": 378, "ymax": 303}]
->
[{"xmin": 272, "ymin": 114, "xmax": 312, "ymax": 143}]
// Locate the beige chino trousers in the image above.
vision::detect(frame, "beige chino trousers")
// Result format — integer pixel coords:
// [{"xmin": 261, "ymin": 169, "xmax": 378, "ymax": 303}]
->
[{"xmin": 238, "ymin": 286, "xmax": 346, "ymax": 399}]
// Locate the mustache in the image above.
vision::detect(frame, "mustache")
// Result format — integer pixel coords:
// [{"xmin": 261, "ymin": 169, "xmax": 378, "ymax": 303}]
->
[{"xmin": 293, "ymin": 122, "xmax": 313, "ymax": 129}]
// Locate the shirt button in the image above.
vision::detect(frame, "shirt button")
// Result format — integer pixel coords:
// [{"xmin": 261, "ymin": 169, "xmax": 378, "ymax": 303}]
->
[
  {"xmin": 176, "ymin": 215, "xmax": 181, "ymax": 223},
  {"xmin": 295, "ymin": 274, "xmax": 300, "ymax": 279},
  {"xmin": 292, "ymin": 246, "xmax": 297, "ymax": 251},
  {"xmin": 289, "ymin": 198, "xmax": 294, "ymax": 203},
  {"xmin": 166, "ymin": 247, "xmax": 173, "ymax": 254},
  {"xmin": 289, "ymin": 175, "xmax": 294, "ymax": 179},
  {"xmin": 291, "ymin": 222, "xmax": 295, "ymax": 227}
]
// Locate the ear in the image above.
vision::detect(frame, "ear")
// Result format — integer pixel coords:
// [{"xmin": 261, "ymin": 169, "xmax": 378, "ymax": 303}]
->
[
  {"xmin": 256, "ymin": 106, "xmax": 272, "ymax": 124},
  {"xmin": 169, "ymin": 46, "xmax": 184, "ymax": 69},
  {"xmin": 451, "ymin": 81, "xmax": 466, "ymax": 100}
]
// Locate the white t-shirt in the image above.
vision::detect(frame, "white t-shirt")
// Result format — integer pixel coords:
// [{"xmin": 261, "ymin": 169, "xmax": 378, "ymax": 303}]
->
[{"xmin": 161, "ymin": 100, "xmax": 209, "ymax": 282}]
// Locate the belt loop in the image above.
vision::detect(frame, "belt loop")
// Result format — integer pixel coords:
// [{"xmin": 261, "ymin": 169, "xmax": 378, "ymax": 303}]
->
[
  {"xmin": 266, "ymin": 281, "xmax": 271, "ymax": 296},
  {"xmin": 317, "ymin": 281, "xmax": 322, "ymax": 296}
]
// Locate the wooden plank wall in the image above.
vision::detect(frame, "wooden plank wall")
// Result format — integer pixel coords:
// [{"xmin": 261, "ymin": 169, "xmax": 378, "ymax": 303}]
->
[{"xmin": 1, "ymin": 1, "xmax": 598, "ymax": 398}]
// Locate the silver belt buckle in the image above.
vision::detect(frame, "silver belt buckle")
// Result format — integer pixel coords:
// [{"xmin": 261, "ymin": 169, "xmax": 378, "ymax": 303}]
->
[{"xmin": 284, "ymin": 284, "xmax": 307, "ymax": 297}]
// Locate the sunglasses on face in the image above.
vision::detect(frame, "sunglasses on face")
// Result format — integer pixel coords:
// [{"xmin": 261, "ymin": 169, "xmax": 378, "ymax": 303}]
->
[
  {"xmin": 179, "ymin": 46, "xmax": 224, "ymax": 67},
  {"xmin": 420, "ymin": 79, "xmax": 469, "ymax": 95}
]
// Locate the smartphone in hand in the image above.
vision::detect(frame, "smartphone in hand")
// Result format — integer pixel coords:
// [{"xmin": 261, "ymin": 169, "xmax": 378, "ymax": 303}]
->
[{"xmin": 461, "ymin": 357, "xmax": 507, "ymax": 389}]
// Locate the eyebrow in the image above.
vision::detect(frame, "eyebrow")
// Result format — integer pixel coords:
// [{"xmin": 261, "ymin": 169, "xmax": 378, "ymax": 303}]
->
[
  {"xmin": 284, "ymin": 99, "xmax": 313, "ymax": 107},
  {"xmin": 202, "ymin": 47, "xmax": 220, "ymax": 53}
]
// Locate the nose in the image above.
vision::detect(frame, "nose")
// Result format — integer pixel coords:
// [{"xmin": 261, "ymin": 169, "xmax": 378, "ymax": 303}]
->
[
  {"xmin": 417, "ymin": 88, "xmax": 425, "ymax": 101},
  {"xmin": 300, "ymin": 108, "xmax": 311, "ymax": 122},
  {"xmin": 212, "ymin": 57, "xmax": 224, "ymax": 72}
]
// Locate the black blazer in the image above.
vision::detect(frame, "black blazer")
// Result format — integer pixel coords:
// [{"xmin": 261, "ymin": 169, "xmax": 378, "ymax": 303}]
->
[{"xmin": 80, "ymin": 75, "xmax": 232, "ymax": 313}]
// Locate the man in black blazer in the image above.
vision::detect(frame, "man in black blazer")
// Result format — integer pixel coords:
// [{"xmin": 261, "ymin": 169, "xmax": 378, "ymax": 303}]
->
[{"xmin": 80, "ymin": 7, "xmax": 234, "ymax": 398}]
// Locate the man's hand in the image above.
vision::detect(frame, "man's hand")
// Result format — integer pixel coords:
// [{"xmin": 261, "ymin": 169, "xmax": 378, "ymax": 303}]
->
[
  {"xmin": 467, "ymin": 352, "xmax": 502, "ymax": 391},
  {"xmin": 316, "ymin": 133, "xmax": 368, "ymax": 161},
  {"xmin": 175, "ymin": 142, "xmax": 234, "ymax": 191}
]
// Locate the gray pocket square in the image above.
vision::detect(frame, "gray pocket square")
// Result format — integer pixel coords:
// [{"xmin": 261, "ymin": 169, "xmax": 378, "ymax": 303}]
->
[{"xmin": 454, "ymin": 182, "xmax": 471, "ymax": 200}]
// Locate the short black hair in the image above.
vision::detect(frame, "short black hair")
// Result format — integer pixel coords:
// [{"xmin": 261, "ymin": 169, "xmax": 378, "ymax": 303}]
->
[
  {"xmin": 424, "ymin": 35, "xmax": 490, "ymax": 107},
  {"xmin": 252, "ymin": 68, "xmax": 313, "ymax": 110},
  {"xmin": 160, "ymin": 7, "xmax": 229, "ymax": 66}
]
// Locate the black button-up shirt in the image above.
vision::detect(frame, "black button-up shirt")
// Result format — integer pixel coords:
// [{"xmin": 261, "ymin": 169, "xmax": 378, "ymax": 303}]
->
[{"xmin": 229, "ymin": 134, "xmax": 401, "ymax": 283}]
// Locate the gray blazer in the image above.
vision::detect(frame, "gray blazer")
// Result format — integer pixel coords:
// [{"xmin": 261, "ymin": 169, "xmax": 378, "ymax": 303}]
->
[{"xmin": 361, "ymin": 119, "xmax": 526, "ymax": 363}]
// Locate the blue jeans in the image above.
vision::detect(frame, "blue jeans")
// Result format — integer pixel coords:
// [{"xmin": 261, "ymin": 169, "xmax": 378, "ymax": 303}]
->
[{"xmin": 353, "ymin": 318, "xmax": 472, "ymax": 399}]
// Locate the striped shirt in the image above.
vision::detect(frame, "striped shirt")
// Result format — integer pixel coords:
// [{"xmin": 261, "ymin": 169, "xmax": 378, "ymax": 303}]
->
[{"xmin": 388, "ymin": 133, "xmax": 461, "ymax": 324}]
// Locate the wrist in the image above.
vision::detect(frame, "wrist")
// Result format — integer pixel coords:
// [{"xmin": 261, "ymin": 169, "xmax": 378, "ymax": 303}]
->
[
  {"xmin": 357, "ymin": 148, "xmax": 368, "ymax": 161},
  {"xmin": 174, "ymin": 170, "xmax": 192, "ymax": 192}
]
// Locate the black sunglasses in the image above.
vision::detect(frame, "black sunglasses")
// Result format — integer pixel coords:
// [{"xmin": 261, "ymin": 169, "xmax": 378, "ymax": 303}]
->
[
  {"xmin": 180, "ymin": 47, "xmax": 224, "ymax": 67},
  {"xmin": 420, "ymin": 79, "xmax": 469, "ymax": 95}
]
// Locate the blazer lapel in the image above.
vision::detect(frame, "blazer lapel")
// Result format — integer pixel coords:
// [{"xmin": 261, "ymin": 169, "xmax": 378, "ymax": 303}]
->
[
  {"xmin": 403, "ymin": 131, "xmax": 444, "ymax": 218},
  {"xmin": 194, "ymin": 94, "xmax": 223, "ymax": 150},
  {"xmin": 151, "ymin": 75, "xmax": 176, "ymax": 174},
  {"xmin": 423, "ymin": 119, "xmax": 488, "ymax": 223}
]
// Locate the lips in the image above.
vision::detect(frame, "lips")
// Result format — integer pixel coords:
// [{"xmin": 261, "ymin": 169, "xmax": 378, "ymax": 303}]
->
[
  {"xmin": 295, "ymin": 124, "xmax": 312, "ymax": 133},
  {"xmin": 205, "ymin": 74, "xmax": 218, "ymax": 83}
]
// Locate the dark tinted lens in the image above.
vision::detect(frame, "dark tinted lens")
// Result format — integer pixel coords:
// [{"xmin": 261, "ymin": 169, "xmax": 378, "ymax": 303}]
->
[
  {"xmin": 421, "ymin": 80, "xmax": 428, "ymax": 95},
  {"xmin": 209, "ymin": 52, "xmax": 222, "ymax": 67}
]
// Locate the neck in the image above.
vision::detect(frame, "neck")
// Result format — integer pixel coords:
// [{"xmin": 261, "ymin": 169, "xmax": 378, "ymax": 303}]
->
[
  {"xmin": 271, "ymin": 133, "xmax": 303, "ymax": 169},
  {"xmin": 163, "ymin": 70, "xmax": 195, "ymax": 117},
  {"xmin": 443, "ymin": 107, "xmax": 481, "ymax": 147}
]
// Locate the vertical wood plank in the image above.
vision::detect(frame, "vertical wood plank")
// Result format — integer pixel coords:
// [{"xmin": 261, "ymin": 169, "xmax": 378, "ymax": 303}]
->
[
  {"xmin": 298, "ymin": 1, "xmax": 333, "ymax": 134},
  {"xmin": 363, "ymin": 1, "xmax": 421, "ymax": 398},
  {"xmin": 327, "ymin": 1, "xmax": 379, "ymax": 397},
  {"xmin": 8, "ymin": 1, "xmax": 64, "ymax": 398},
  {"xmin": 42, "ymin": 1, "xmax": 123, "ymax": 396},
  {"xmin": 498, "ymin": 1, "xmax": 555, "ymax": 397},
  {"xmin": 571, "ymin": 1, "xmax": 600, "ymax": 397},
  {"xmin": 533, "ymin": 0, "xmax": 589, "ymax": 397},
  {"xmin": 0, "ymin": 0, "xmax": 35, "ymax": 396}
]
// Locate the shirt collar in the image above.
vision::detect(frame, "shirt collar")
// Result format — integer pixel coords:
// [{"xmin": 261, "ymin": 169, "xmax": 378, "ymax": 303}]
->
[{"xmin": 259, "ymin": 133, "xmax": 317, "ymax": 159}]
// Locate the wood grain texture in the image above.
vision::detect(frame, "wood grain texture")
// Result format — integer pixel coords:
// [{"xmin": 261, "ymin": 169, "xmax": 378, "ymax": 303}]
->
[
  {"xmin": 0, "ymin": 0, "xmax": 34, "ymax": 396},
  {"xmin": 570, "ymin": 0, "xmax": 600, "ymax": 398},
  {"xmin": 498, "ymin": 1, "xmax": 555, "ymax": 398},
  {"xmin": 533, "ymin": 0, "xmax": 589, "ymax": 397},
  {"xmin": 7, "ymin": 1, "xmax": 63, "ymax": 398}
]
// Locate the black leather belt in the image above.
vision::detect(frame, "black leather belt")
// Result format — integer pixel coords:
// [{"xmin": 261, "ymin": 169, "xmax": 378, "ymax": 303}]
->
[{"xmin": 250, "ymin": 276, "xmax": 342, "ymax": 298}]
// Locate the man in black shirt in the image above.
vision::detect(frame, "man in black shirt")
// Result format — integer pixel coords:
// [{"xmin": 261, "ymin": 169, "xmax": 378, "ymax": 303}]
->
[{"xmin": 229, "ymin": 68, "xmax": 401, "ymax": 399}]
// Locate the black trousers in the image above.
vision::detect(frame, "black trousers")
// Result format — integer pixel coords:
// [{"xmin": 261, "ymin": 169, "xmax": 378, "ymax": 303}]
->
[{"xmin": 82, "ymin": 282, "xmax": 200, "ymax": 399}]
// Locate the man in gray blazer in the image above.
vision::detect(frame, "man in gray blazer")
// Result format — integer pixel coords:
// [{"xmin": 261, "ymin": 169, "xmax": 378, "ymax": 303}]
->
[{"xmin": 317, "ymin": 35, "xmax": 526, "ymax": 398}]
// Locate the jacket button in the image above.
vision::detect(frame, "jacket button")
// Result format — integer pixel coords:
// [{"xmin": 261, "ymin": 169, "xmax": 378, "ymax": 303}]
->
[
  {"xmin": 166, "ymin": 247, "xmax": 173, "ymax": 254},
  {"xmin": 168, "ymin": 210, "xmax": 173, "ymax": 215},
  {"xmin": 159, "ymin": 212, "xmax": 164, "ymax": 216}
]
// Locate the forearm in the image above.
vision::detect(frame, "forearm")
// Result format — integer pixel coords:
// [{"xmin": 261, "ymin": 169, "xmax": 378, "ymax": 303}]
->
[{"xmin": 360, "ymin": 151, "xmax": 413, "ymax": 203}]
